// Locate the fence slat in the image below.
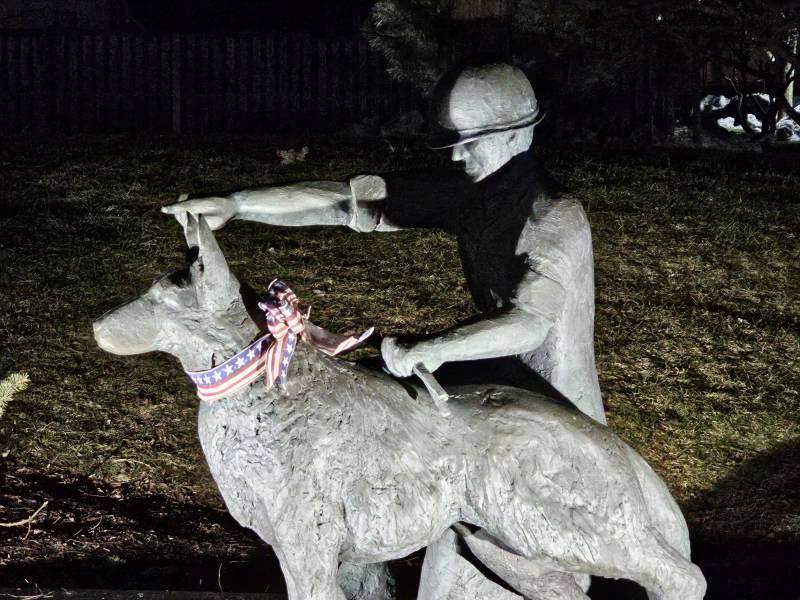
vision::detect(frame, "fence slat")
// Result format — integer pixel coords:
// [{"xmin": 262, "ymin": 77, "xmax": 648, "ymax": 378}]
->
[
  {"xmin": 133, "ymin": 35, "xmax": 144, "ymax": 130},
  {"xmin": 222, "ymin": 36, "xmax": 233, "ymax": 131},
  {"xmin": 265, "ymin": 35, "xmax": 276, "ymax": 124},
  {"xmin": 357, "ymin": 39, "xmax": 368, "ymax": 117},
  {"xmin": 316, "ymin": 37, "xmax": 327, "ymax": 129},
  {"xmin": 198, "ymin": 36, "xmax": 210, "ymax": 132},
  {"xmin": 18, "ymin": 35, "xmax": 31, "ymax": 132},
  {"xmin": 145, "ymin": 35, "xmax": 156, "ymax": 130},
  {"xmin": 209, "ymin": 36, "xmax": 222, "ymax": 130},
  {"xmin": 7, "ymin": 36, "xmax": 18, "ymax": 133},
  {"xmin": 159, "ymin": 35, "xmax": 170, "ymax": 131},
  {"xmin": 94, "ymin": 34, "xmax": 105, "ymax": 131},
  {"xmin": 0, "ymin": 31, "xmax": 419, "ymax": 135},
  {"xmin": 185, "ymin": 35, "xmax": 196, "ymax": 133},
  {"xmin": 252, "ymin": 36, "xmax": 263, "ymax": 126},
  {"xmin": 0, "ymin": 37, "xmax": 6, "ymax": 135},
  {"xmin": 331, "ymin": 38, "xmax": 341, "ymax": 126},
  {"xmin": 66, "ymin": 34, "xmax": 79, "ymax": 133},
  {"xmin": 171, "ymin": 34, "xmax": 181, "ymax": 134},
  {"xmin": 107, "ymin": 33, "xmax": 119, "ymax": 130},
  {"xmin": 30, "ymin": 35, "xmax": 45, "ymax": 132},
  {"xmin": 124, "ymin": 34, "xmax": 134, "ymax": 130},
  {"xmin": 79, "ymin": 36, "xmax": 92, "ymax": 132}
]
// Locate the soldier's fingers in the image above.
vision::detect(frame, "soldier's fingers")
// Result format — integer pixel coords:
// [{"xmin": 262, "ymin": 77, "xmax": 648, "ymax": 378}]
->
[
  {"xmin": 205, "ymin": 217, "xmax": 225, "ymax": 231},
  {"xmin": 380, "ymin": 337, "xmax": 397, "ymax": 358},
  {"xmin": 382, "ymin": 338, "xmax": 412, "ymax": 378},
  {"xmin": 174, "ymin": 211, "xmax": 188, "ymax": 229},
  {"xmin": 163, "ymin": 198, "xmax": 223, "ymax": 216},
  {"xmin": 380, "ymin": 338, "xmax": 398, "ymax": 375}
]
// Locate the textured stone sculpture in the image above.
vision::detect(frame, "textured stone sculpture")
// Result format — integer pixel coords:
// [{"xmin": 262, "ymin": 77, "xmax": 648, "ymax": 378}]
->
[
  {"xmin": 162, "ymin": 64, "xmax": 604, "ymax": 427},
  {"xmin": 160, "ymin": 64, "xmax": 631, "ymax": 600},
  {"xmin": 94, "ymin": 216, "xmax": 706, "ymax": 600}
]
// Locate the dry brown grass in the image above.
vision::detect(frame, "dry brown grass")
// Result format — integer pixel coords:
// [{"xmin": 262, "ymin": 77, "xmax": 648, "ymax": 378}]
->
[{"xmin": 0, "ymin": 135, "xmax": 797, "ymax": 560}]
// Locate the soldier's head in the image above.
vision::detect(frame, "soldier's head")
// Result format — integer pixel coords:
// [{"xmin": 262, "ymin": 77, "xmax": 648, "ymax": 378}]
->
[{"xmin": 429, "ymin": 64, "xmax": 540, "ymax": 182}]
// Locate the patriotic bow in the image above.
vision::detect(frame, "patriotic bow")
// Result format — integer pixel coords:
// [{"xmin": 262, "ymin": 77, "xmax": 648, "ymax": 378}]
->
[
  {"xmin": 186, "ymin": 279, "xmax": 373, "ymax": 402},
  {"xmin": 258, "ymin": 280, "xmax": 307, "ymax": 389},
  {"xmin": 258, "ymin": 279, "xmax": 374, "ymax": 389}
]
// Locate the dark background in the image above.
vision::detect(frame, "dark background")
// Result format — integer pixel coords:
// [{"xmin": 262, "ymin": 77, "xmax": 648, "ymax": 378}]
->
[{"xmin": 2, "ymin": 0, "xmax": 799, "ymax": 142}]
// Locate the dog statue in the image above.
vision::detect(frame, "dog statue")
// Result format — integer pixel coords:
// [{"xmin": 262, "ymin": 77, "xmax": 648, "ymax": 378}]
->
[{"xmin": 94, "ymin": 215, "xmax": 705, "ymax": 600}]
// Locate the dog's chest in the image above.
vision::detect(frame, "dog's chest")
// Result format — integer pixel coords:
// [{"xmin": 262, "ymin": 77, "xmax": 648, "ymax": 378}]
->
[
  {"xmin": 196, "ymin": 393, "xmax": 294, "ymax": 540},
  {"xmin": 196, "ymin": 385, "xmax": 358, "ymax": 532}
]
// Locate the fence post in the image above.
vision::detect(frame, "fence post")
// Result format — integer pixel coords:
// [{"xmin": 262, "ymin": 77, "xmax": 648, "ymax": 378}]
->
[{"xmin": 171, "ymin": 33, "xmax": 181, "ymax": 134}]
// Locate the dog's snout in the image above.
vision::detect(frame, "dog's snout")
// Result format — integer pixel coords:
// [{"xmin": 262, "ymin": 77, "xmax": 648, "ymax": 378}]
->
[
  {"xmin": 93, "ymin": 299, "xmax": 159, "ymax": 355},
  {"xmin": 93, "ymin": 316, "xmax": 117, "ymax": 353}
]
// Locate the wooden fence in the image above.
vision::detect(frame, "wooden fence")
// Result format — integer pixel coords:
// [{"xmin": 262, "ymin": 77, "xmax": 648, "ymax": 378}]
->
[{"xmin": 0, "ymin": 31, "xmax": 422, "ymax": 135}]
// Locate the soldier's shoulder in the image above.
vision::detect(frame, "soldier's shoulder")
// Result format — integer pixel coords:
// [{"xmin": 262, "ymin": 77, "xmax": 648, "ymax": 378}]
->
[{"xmin": 533, "ymin": 193, "xmax": 590, "ymax": 224}]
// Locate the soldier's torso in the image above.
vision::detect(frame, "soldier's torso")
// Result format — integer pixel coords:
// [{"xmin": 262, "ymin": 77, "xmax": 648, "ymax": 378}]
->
[
  {"xmin": 449, "ymin": 152, "xmax": 557, "ymax": 313},
  {"xmin": 445, "ymin": 158, "xmax": 604, "ymax": 422},
  {"xmin": 454, "ymin": 190, "xmax": 534, "ymax": 312}
]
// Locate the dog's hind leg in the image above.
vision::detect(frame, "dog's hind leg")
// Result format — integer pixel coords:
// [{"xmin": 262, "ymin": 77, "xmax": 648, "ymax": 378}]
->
[
  {"xmin": 451, "ymin": 524, "xmax": 589, "ymax": 600},
  {"xmin": 619, "ymin": 531, "xmax": 706, "ymax": 600},
  {"xmin": 418, "ymin": 529, "xmax": 524, "ymax": 600}
]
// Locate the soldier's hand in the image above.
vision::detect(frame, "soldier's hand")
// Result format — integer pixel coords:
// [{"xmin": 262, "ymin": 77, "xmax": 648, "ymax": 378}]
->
[
  {"xmin": 162, "ymin": 196, "xmax": 238, "ymax": 231},
  {"xmin": 381, "ymin": 337, "xmax": 441, "ymax": 378}
]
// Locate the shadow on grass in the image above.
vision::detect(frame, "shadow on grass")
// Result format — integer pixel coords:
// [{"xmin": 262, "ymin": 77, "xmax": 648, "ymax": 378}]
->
[
  {"xmin": 578, "ymin": 438, "xmax": 800, "ymax": 600},
  {"xmin": 2, "ymin": 440, "xmax": 798, "ymax": 599},
  {"xmin": 683, "ymin": 437, "xmax": 800, "ymax": 600}
]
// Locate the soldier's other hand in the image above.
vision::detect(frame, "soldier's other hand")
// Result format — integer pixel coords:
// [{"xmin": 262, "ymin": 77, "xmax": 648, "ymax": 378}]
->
[
  {"xmin": 162, "ymin": 196, "xmax": 238, "ymax": 231},
  {"xmin": 381, "ymin": 337, "xmax": 437, "ymax": 378}
]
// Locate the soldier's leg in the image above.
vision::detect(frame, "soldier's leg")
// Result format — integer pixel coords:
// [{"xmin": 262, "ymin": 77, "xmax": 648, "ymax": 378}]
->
[{"xmin": 418, "ymin": 529, "xmax": 527, "ymax": 600}]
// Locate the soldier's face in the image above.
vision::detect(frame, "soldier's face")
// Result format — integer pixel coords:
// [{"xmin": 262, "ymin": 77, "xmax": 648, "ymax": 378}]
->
[{"xmin": 451, "ymin": 132, "xmax": 514, "ymax": 182}]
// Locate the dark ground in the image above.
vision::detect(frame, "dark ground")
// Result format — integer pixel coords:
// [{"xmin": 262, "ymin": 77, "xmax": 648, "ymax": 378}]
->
[{"xmin": 0, "ymin": 135, "xmax": 798, "ymax": 598}]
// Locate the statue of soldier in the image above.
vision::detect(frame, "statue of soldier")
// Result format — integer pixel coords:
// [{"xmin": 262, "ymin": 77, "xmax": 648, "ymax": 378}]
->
[{"xmin": 164, "ymin": 63, "xmax": 604, "ymax": 598}]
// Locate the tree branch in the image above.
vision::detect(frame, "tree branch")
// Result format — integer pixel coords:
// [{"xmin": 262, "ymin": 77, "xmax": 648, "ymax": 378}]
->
[
  {"xmin": 777, "ymin": 93, "xmax": 800, "ymax": 126},
  {"xmin": 0, "ymin": 501, "xmax": 48, "ymax": 528},
  {"xmin": 711, "ymin": 53, "xmax": 770, "ymax": 81}
]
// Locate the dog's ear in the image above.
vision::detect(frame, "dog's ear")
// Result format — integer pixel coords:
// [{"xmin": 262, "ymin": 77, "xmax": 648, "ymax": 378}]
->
[
  {"xmin": 182, "ymin": 211, "xmax": 199, "ymax": 250},
  {"xmin": 194, "ymin": 215, "xmax": 240, "ymax": 311}
]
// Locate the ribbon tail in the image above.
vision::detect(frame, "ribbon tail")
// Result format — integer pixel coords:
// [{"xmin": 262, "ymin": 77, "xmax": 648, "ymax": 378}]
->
[
  {"xmin": 305, "ymin": 322, "xmax": 374, "ymax": 356},
  {"xmin": 279, "ymin": 331, "xmax": 298, "ymax": 387},
  {"xmin": 265, "ymin": 336, "xmax": 285, "ymax": 389}
]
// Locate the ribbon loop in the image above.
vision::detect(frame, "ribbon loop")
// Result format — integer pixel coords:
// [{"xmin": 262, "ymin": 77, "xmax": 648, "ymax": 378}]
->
[{"xmin": 187, "ymin": 279, "xmax": 375, "ymax": 403}]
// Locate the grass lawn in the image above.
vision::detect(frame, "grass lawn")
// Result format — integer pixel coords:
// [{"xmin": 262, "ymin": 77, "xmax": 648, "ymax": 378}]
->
[{"xmin": 0, "ymin": 135, "xmax": 798, "ymax": 598}]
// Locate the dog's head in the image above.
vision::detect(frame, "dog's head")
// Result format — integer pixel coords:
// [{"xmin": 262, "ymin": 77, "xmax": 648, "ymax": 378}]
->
[{"xmin": 94, "ymin": 215, "xmax": 256, "ymax": 372}]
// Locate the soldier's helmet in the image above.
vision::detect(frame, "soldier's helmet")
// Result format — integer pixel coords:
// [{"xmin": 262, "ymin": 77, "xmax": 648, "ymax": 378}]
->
[{"xmin": 428, "ymin": 63, "xmax": 540, "ymax": 149}]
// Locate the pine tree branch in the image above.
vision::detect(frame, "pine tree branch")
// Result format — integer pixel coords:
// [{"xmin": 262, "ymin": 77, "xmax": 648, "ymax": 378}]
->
[{"xmin": 0, "ymin": 372, "xmax": 30, "ymax": 419}]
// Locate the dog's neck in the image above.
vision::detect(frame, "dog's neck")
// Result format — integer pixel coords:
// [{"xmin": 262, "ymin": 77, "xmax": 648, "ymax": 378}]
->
[{"xmin": 167, "ymin": 293, "xmax": 263, "ymax": 374}]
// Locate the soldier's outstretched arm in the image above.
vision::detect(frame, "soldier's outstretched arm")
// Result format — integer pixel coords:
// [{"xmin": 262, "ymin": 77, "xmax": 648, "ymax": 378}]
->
[
  {"xmin": 382, "ymin": 271, "xmax": 566, "ymax": 377},
  {"xmin": 161, "ymin": 175, "xmax": 390, "ymax": 231}
]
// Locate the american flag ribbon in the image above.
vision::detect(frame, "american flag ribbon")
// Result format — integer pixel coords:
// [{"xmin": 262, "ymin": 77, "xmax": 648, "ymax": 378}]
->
[
  {"xmin": 186, "ymin": 280, "xmax": 373, "ymax": 403},
  {"xmin": 186, "ymin": 334, "xmax": 272, "ymax": 403}
]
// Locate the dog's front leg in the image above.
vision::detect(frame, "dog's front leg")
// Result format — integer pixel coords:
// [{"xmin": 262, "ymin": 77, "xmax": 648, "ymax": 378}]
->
[
  {"xmin": 274, "ymin": 528, "xmax": 347, "ymax": 600},
  {"xmin": 338, "ymin": 562, "xmax": 395, "ymax": 600}
]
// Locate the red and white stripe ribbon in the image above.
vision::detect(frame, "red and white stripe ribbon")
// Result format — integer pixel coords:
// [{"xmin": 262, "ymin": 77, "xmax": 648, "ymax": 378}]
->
[{"xmin": 186, "ymin": 280, "xmax": 373, "ymax": 403}]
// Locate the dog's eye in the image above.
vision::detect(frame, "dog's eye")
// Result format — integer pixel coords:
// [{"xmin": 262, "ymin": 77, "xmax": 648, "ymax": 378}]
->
[
  {"xmin": 186, "ymin": 245, "xmax": 200, "ymax": 265},
  {"xmin": 156, "ymin": 267, "xmax": 192, "ymax": 287},
  {"xmin": 152, "ymin": 271, "xmax": 171, "ymax": 286}
]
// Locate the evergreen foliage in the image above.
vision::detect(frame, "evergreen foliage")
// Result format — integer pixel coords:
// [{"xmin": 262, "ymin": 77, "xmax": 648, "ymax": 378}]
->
[
  {"xmin": 0, "ymin": 372, "xmax": 29, "ymax": 419},
  {"xmin": 365, "ymin": 0, "xmax": 800, "ymax": 141},
  {"xmin": 364, "ymin": 0, "xmax": 449, "ymax": 95}
]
